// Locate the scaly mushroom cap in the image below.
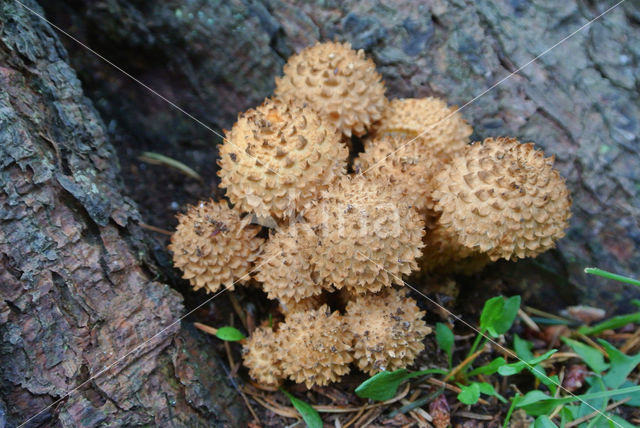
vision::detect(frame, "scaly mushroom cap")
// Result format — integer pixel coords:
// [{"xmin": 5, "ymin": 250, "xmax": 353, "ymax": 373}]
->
[
  {"xmin": 274, "ymin": 41, "xmax": 386, "ymax": 137},
  {"xmin": 169, "ymin": 200, "xmax": 263, "ymax": 293},
  {"xmin": 278, "ymin": 293, "xmax": 327, "ymax": 315},
  {"xmin": 242, "ymin": 326, "xmax": 283, "ymax": 386},
  {"xmin": 345, "ymin": 288, "xmax": 432, "ymax": 375},
  {"xmin": 217, "ymin": 97, "xmax": 348, "ymax": 219},
  {"xmin": 419, "ymin": 226, "xmax": 491, "ymax": 274},
  {"xmin": 306, "ymin": 176, "xmax": 425, "ymax": 294},
  {"xmin": 432, "ymin": 137, "xmax": 572, "ymax": 261},
  {"xmin": 279, "ymin": 305, "xmax": 353, "ymax": 387},
  {"xmin": 369, "ymin": 97, "xmax": 472, "ymax": 160},
  {"xmin": 354, "ymin": 134, "xmax": 443, "ymax": 212},
  {"xmin": 255, "ymin": 223, "xmax": 329, "ymax": 303}
]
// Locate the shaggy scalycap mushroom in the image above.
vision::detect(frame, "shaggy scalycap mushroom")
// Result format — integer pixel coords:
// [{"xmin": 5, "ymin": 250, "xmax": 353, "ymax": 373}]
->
[
  {"xmin": 306, "ymin": 175, "xmax": 425, "ymax": 294},
  {"xmin": 419, "ymin": 223, "xmax": 490, "ymax": 275},
  {"xmin": 354, "ymin": 134, "xmax": 443, "ymax": 212},
  {"xmin": 169, "ymin": 200, "xmax": 263, "ymax": 293},
  {"xmin": 345, "ymin": 288, "xmax": 432, "ymax": 375},
  {"xmin": 432, "ymin": 137, "xmax": 572, "ymax": 261},
  {"xmin": 278, "ymin": 305, "xmax": 353, "ymax": 387},
  {"xmin": 369, "ymin": 97, "xmax": 472, "ymax": 160},
  {"xmin": 217, "ymin": 97, "xmax": 347, "ymax": 219},
  {"xmin": 255, "ymin": 223, "xmax": 330, "ymax": 303},
  {"xmin": 274, "ymin": 41, "xmax": 386, "ymax": 137},
  {"xmin": 242, "ymin": 326, "xmax": 283, "ymax": 386}
]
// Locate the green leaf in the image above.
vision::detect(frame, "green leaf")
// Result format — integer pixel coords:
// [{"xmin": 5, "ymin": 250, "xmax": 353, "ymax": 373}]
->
[
  {"xmin": 561, "ymin": 337, "xmax": 609, "ymax": 373},
  {"xmin": 619, "ymin": 380, "xmax": 640, "ymax": 407},
  {"xmin": 516, "ymin": 385, "xmax": 640, "ymax": 416},
  {"xmin": 498, "ymin": 350, "xmax": 557, "ymax": 376},
  {"xmin": 480, "ymin": 296, "xmax": 521, "ymax": 337},
  {"xmin": 435, "ymin": 323, "xmax": 454, "ymax": 367},
  {"xmin": 468, "ymin": 357, "xmax": 506, "ymax": 376},
  {"xmin": 534, "ymin": 415, "xmax": 558, "ymax": 428},
  {"xmin": 477, "ymin": 382, "xmax": 507, "ymax": 403},
  {"xmin": 215, "ymin": 326, "xmax": 246, "ymax": 341},
  {"xmin": 578, "ymin": 312, "xmax": 640, "ymax": 336},
  {"xmin": 584, "ymin": 267, "xmax": 640, "ymax": 287},
  {"xmin": 355, "ymin": 368, "xmax": 447, "ymax": 401},
  {"xmin": 457, "ymin": 382, "xmax": 481, "ymax": 405},
  {"xmin": 281, "ymin": 389, "xmax": 323, "ymax": 428},
  {"xmin": 514, "ymin": 335, "xmax": 535, "ymax": 361},
  {"xmin": 597, "ymin": 339, "xmax": 640, "ymax": 389}
]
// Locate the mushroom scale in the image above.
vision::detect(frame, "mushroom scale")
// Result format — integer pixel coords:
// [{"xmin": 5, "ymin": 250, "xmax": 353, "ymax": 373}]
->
[
  {"xmin": 305, "ymin": 175, "xmax": 425, "ymax": 294},
  {"xmin": 168, "ymin": 200, "xmax": 263, "ymax": 293},
  {"xmin": 242, "ymin": 326, "xmax": 283, "ymax": 386},
  {"xmin": 278, "ymin": 305, "xmax": 353, "ymax": 388},
  {"xmin": 217, "ymin": 97, "xmax": 348, "ymax": 220},
  {"xmin": 275, "ymin": 41, "xmax": 386, "ymax": 137},
  {"xmin": 345, "ymin": 288, "xmax": 432, "ymax": 375},
  {"xmin": 432, "ymin": 137, "xmax": 572, "ymax": 261},
  {"xmin": 255, "ymin": 223, "xmax": 330, "ymax": 303},
  {"xmin": 368, "ymin": 97, "xmax": 472, "ymax": 161},
  {"xmin": 354, "ymin": 134, "xmax": 444, "ymax": 212}
]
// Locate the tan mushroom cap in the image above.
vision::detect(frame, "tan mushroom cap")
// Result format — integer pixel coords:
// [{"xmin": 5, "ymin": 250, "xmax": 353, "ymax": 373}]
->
[
  {"xmin": 242, "ymin": 326, "xmax": 283, "ymax": 386},
  {"xmin": 354, "ymin": 134, "xmax": 444, "ymax": 212},
  {"xmin": 432, "ymin": 137, "xmax": 572, "ymax": 261},
  {"xmin": 217, "ymin": 97, "xmax": 347, "ymax": 219},
  {"xmin": 255, "ymin": 223, "xmax": 330, "ymax": 303},
  {"xmin": 306, "ymin": 175, "xmax": 425, "ymax": 294},
  {"xmin": 275, "ymin": 41, "xmax": 386, "ymax": 137},
  {"xmin": 345, "ymin": 288, "xmax": 432, "ymax": 375},
  {"xmin": 169, "ymin": 200, "xmax": 263, "ymax": 293},
  {"xmin": 369, "ymin": 97, "xmax": 472, "ymax": 161},
  {"xmin": 278, "ymin": 305, "xmax": 353, "ymax": 388}
]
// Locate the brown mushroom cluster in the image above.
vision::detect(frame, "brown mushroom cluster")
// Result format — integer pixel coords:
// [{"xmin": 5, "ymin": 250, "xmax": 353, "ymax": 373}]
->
[{"xmin": 169, "ymin": 41, "xmax": 572, "ymax": 388}]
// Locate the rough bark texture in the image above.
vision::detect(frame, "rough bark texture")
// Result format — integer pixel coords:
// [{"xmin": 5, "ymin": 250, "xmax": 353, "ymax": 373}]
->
[
  {"xmin": 40, "ymin": 0, "xmax": 640, "ymax": 312},
  {"xmin": 0, "ymin": 2, "xmax": 246, "ymax": 427}
]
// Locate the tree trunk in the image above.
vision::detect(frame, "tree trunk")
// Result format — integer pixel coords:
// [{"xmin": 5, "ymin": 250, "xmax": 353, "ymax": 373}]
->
[{"xmin": 0, "ymin": 2, "xmax": 247, "ymax": 427}]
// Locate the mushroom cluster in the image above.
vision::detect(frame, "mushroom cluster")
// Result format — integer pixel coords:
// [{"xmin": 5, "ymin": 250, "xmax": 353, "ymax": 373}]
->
[{"xmin": 169, "ymin": 41, "xmax": 572, "ymax": 388}]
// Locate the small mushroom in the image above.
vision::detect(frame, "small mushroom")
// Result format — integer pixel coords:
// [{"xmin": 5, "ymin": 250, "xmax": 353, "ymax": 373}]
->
[
  {"xmin": 345, "ymin": 288, "xmax": 432, "ymax": 375},
  {"xmin": 275, "ymin": 41, "xmax": 386, "ymax": 137},
  {"xmin": 218, "ymin": 97, "xmax": 347, "ymax": 219},
  {"xmin": 305, "ymin": 175, "xmax": 425, "ymax": 294},
  {"xmin": 368, "ymin": 97, "xmax": 472, "ymax": 161},
  {"xmin": 168, "ymin": 200, "xmax": 263, "ymax": 293},
  {"xmin": 242, "ymin": 326, "xmax": 283, "ymax": 386},
  {"xmin": 432, "ymin": 137, "xmax": 572, "ymax": 261},
  {"xmin": 278, "ymin": 305, "xmax": 353, "ymax": 388},
  {"xmin": 354, "ymin": 134, "xmax": 444, "ymax": 212},
  {"xmin": 255, "ymin": 223, "xmax": 331, "ymax": 303}
]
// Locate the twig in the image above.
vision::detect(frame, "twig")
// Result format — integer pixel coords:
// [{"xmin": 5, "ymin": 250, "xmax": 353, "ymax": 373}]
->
[
  {"xmin": 400, "ymin": 399, "xmax": 432, "ymax": 422},
  {"xmin": 454, "ymin": 411, "xmax": 494, "ymax": 420},
  {"xmin": 228, "ymin": 293, "xmax": 248, "ymax": 331},
  {"xmin": 620, "ymin": 328, "xmax": 640, "ymax": 354},
  {"xmin": 444, "ymin": 346, "xmax": 487, "ymax": 382},
  {"xmin": 518, "ymin": 308, "xmax": 540, "ymax": 332},
  {"xmin": 525, "ymin": 306, "xmax": 572, "ymax": 322},
  {"xmin": 564, "ymin": 397, "xmax": 630, "ymax": 427},
  {"xmin": 576, "ymin": 333, "xmax": 609, "ymax": 358},
  {"xmin": 139, "ymin": 222, "xmax": 172, "ymax": 236},
  {"xmin": 138, "ymin": 151, "xmax": 203, "ymax": 181},
  {"xmin": 193, "ymin": 322, "xmax": 247, "ymax": 345}
]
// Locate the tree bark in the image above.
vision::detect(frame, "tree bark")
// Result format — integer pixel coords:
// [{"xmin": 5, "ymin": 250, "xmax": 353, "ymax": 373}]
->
[{"xmin": 0, "ymin": 2, "xmax": 247, "ymax": 427}]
